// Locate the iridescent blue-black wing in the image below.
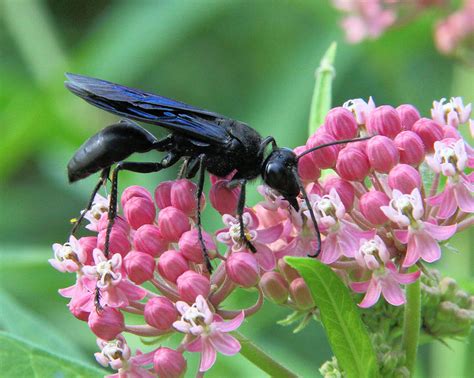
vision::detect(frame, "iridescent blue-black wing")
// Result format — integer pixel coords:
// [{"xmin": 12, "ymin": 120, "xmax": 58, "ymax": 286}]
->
[{"xmin": 65, "ymin": 73, "xmax": 232, "ymax": 145}]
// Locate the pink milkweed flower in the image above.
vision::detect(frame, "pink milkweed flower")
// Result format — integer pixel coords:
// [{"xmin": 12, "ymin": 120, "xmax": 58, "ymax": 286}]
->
[
  {"xmin": 381, "ymin": 189, "xmax": 457, "ymax": 267},
  {"xmin": 96, "ymin": 336, "xmax": 156, "ymax": 378},
  {"xmin": 343, "ymin": 97, "xmax": 376, "ymax": 125},
  {"xmin": 173, "ymin": 295, "xmax": 244, "ymax": 372},
  {"xmin": 82, "ymin": 249, "xmax": 146, "ymax": 308},
  {"xmin": 83, "ymin": 193, "xmax": 109, "ymax": 231},
  {"xmin": 95, "ymin": 335, "xmax": 131, "ymax": 370},
  {"xmin": 308, "ymin": 189, "xmax": 375, "ymax": 264},
  {"xmin": 333, "ymin": 0, "xmax": 396, "ymax": 43},
  {"xmin": 216, "ymin": 212, "xmax": 282, "ymax": 270},
  {"xmin": 50, "ymin": 236, "xmax": 86, "ymax": 273},
  {"xmin": 351, "ymin": 236, "xmax": 421, "ymax": 307},
  {"xmin": 431, "ymin": 97, "xmax": 472, "ymax": 128},
  {"xmin": 426, "ymin": 139, "xmax": 474, "ymax": 218}
]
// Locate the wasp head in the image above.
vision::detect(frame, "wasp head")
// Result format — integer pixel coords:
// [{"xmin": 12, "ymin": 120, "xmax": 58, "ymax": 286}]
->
[{"xmin": 262, "ymin": 147, "xmax": 300, "ymax": 210}]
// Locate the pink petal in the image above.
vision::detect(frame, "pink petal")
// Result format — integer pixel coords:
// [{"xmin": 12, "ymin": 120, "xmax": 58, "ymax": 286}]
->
[
  {"xmin": 255, "ymin": 243, "xmax": 276, "ymax": 271},
  {"xmin": 199, "ymin": 338, "xmax": 217, "ymax": 372},
  {"xmin": 394, "ymin": 229, "xmax": 409, "ymax": 244},
  {"xmin": 358, "ymin": 278, "xmax": 381, "ymax": 308},
  {"xmin": 409, "ymin": 231, "xmax": 441, "ymax": 265},
  {"xmin": 255, "ymin": 223, "xmax": 283, "ymax": 243},
  {"xmin": 402, "ymin": 232, "xmax": 422, "ymax": 267},
  {"xmin": 422, "ymin": 222, "xmax": 457, "ymax": 241},
  {"xmin": 119, "ymin": 280, "xmax": 147, "ymax": 301},
  {"xmin": 380, "ymin": 275, "xmax": 405, "ymax": 306},
  {"xmin": 350, "ymin": 280, "xmax": 370, "ymax": 293},
  {"xmin": 209, "ymin": 332, "xmax": 241, "ymax": 356},
  {"xmin": 213, "ymin": 311, "xmax": 245, "ymax": 333},
  {"xmin": 454, "ymin": 182, "xmax": 474, "ymax": 213},
  {"xmin": 319, "ymin": 234, "xmax": 343, "ymax": 264},
  {"xmin": 186, "ymin": 336, "xmax": 203, "ymax": 352},
  {"xmin": 428, "ymin": 187, "xmax": 457, "ymax": 219}
]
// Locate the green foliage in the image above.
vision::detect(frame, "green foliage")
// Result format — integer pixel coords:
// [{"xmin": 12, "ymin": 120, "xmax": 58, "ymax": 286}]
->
[
  {"xmin": 0, "ymin": 332, "xmax": 106, "ymax": 378},
  {"xmin": 0, "ymin": 1, "xmax": 472, "ymax": 376},
  {"xmin": 286, "ymin": 257, "xmax": 378, "ymax": 378}
]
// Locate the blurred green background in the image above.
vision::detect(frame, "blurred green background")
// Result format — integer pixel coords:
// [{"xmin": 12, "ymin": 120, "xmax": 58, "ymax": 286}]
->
[{"xmin": 0, "ymin": 0, "xmax": 472, "ymax": 377}]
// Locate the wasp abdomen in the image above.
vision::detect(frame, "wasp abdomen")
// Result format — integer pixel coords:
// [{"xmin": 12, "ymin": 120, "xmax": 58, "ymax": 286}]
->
[{"xmin": 67, "ymin": 120, "xmax": 158, "ymax": 182}]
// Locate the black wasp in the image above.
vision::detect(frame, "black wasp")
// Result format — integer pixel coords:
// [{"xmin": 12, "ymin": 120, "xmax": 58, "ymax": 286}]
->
[{"xmin": 66, "ymin": 74, "xmax": 367, "ymax": 272}]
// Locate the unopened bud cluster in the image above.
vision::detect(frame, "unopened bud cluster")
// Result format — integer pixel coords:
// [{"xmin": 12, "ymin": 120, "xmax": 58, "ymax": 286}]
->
[{"xmin": 51, "ymin": 96, "xmax": 473, "ymax": 376}]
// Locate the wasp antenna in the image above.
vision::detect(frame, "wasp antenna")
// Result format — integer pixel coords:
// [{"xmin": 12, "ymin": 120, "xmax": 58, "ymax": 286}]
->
[
  {"xmin": 296, "ymin": 135, "xmax": 373, "ymax": 161},
  {"xmin": 292, "ymin": 168, "xmax": 321, "ymax": 257}
]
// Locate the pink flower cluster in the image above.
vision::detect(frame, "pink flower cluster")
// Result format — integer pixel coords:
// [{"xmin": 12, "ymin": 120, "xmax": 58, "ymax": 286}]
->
[
  {"xmin": 51, "ymin": 96, "xmax": 473, "ymax": 376},
  {"xmin": 332, "ymin": 0, "xmax": 474, "ymax": 56}
]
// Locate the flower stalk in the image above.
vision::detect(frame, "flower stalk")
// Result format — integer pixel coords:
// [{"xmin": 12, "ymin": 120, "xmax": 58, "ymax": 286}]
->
[
  {"xmin": 402, "ymin": 266, "xmax": 421, "ymax": 376},
  {"xmin": 234, "ymin": 331, "xmax": 298, "ymax": 378}
]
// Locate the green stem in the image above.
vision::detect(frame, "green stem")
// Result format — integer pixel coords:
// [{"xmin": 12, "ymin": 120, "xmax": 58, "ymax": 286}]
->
[
  {"xmin": 234, "ymin": 332, "xmax": 298, "ymax": 378},
  {"xmin": 402, "ymin": 266, "xmax": 421, "ymax": 376},
  {"xmin": 308, "ymin": 42, "xmax": 337, "ymax": 135}
]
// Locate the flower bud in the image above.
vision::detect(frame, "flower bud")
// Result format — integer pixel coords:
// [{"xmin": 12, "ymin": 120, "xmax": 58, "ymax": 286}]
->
[
  {"xmin": 154, "ymin": 181, "xmax": 173, "ymax": 209},
  {"xmin": 443, "ymin": 125, "xmax": 461, "ymax": 140},
  {"xmin": 120, "ymin": 185, "xmax": 153, "ymax": 209},
  {"xmin": 322, "ymin": 177, "xmax": 355, "ymax": 211},
  {"xmin": 336, "ymin": 147, "xmax": 370, "ymax": 181},
  {"xmin": 97, "ymin": 214, "xmax": 130, "ymax": 234},
  {"xmin": 359, "ymin": 190, "xmax": 390, "ymax": 225},
  {"xmin": 225, "ymin": 252, "xmax": 260, "ymax": 288},
  {"xmin": 176, "ymin": 271, "xmax": 211, "ymax": 304},
  {"xmin": 260, "ymin": 271, "xmax": 289, "ymax": 304},
  {"xmin": 88, "ymin": 307, "xmax": 124, "ymax": 340},
  {"xmin": 170, "ymin": 179, "xmax": 205, "ymax": 217},
  {"xmin": 394, "ymin": 131, "xmax": 425, "ymax": 166},
  {"xmin": 306, "ymin": 132, "xmax": 340, "ymax": 169},
  {"xmin": 388, "ymin": 164, "xmax": 421, "ymax": 193},
  {"xmin": 123, "ymin": 251, "xmax": 156, "ymax": 284},
  {"xmin": 157, "ymin": 207, "xmax": 190, "ymax": 241},
  {"xmin": 294, "ymin": 146, "xmax": 321, "ymax": 182},
  {"xmin": 396, "ymin": 104, "xmax": 420, "ymax": 131},
  {"xmin": 123, "ymin": 196, "xmax": 156, "ymax": 229},
  {"xmin": 68, "ymin": 302, "xmax": 90, "ymax": 322},
  {"xmin": 209, "ymin": 180, "xmax": 239, "ymax": 215},
  {"xmin": 412, "ymin": 118, "xmax": 444, "ymax": 153},
  {"xmin": 324, "ymin": 107, "xmax": 358, "ymax": 140},
  {"xmin": 289, "ymin": 278, "xmax": 315, "ymax": 310},
  {"xmin": 153, "ymin": 347, "xmax": 187, "ymax": 378},
  {"xmin": 277, "ymin": 258, "xmax": 300, "ymax": 282},
  {"xmin": 97, "ymin": 228, "xmax": 131, "ymax": 258},
  {"xmin": 133, "ymin": 224, "xmax": 168, "ymax": 257},
  {"xmin": 78, "ymin": 236, "xmax": 97, "ymax": 265},
  {"xmin": 366, "ymin": 105, "xmax": 402, "ymax": 139},
  {"xmin": 144, "ymin": 296, "xmax": 178, "ymax": 330},
  {"xmin": 157, "ymin": 250, "xmax": 189, "ymax": 283},
  {"xmin": 367, "ymin": 135, "xmax": 400, "ymax": 173},
  {"xmin": 178, "ymin": 229, "xmax": 216, "ymax": 263}
]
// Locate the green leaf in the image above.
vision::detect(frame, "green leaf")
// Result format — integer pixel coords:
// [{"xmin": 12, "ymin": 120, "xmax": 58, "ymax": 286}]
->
[
  {"xmin": 285, "ymin": 257, "xmax": 378, "ymax": 378},
  {"xmin": 308, "ymin": 42, "xmax": 337, "ymax": 135},
  {"xmin": 0, "ymin": 289, "xmax": 84, "ymax": 359},
  {"xmin": 0, "ymin": 332, "xmax": 106, "ymax": 378}
]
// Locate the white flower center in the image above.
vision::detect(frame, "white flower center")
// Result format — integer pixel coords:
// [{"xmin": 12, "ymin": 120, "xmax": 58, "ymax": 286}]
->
[
  {"xmin": 228, "ymin": 218, "xmax": 255, "ymax": 245},
  {"xmin": 181, "ymin": 303, "xmax": 209, "ymax": 329},
  {"xmin": 91, "ymin": 203, "xmax": 108, "ymax": 220},
  {"xmin": 316, "ymin": 197, "xmax": 336, "ymax": 217},
  {"xmin": 102, "ymin": 340, "xmax": 124, "ymax": 361},
  {"xmin": 360, "ymin": 240, "xmax": 378, "ymax": 257},
  {"xmin": 56, "ymin": 243, "xmax": 77, "ymax": 262}
]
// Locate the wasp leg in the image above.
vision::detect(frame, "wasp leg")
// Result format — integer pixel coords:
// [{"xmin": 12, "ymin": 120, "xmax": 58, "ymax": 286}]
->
[
  {"xmin": 293, "ymin": 168, "xmax": 321, "ymax": 257},
  {"xmin": 195, "ymin": 154, "xmax": 213, "ymax": 273},
  {"xmin": 70, "ymin": 167, "xmax": 110, "ymax": 236},
  {"xmin": 103, "ymin": 152, "xmax": 181, "ymax": 258},
  {"xmin": 236, "ymin": 180, "xmax": 257, "ymax": 253}
]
